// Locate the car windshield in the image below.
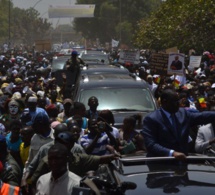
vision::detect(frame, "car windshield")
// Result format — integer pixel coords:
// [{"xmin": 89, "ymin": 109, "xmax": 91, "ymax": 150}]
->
[
  {"xmin": 51, "ymin": 56, "xmax": 69, "ymax": 70},
  {"xmin": 59, "ymin": 49, "xmax": 72, "ymax": 55},
  {"xmin": 81, "ymin": 54, "xmax": 109, "ymax": 64},
  {"xmin": 79, "ymin": 88, "xmax": 155, "ymax": 111}
]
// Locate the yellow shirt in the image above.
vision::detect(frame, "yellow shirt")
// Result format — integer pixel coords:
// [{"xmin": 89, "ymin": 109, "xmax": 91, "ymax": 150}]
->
[{"xmin": 19, "ymin": 142, "xmax": 30, "ymax": 165}]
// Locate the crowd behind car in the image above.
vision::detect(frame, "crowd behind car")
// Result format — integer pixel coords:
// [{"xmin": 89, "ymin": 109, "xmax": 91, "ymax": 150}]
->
[{"xmin": 0, "ymin": 48, "xmax": 215, "ymax": 194}]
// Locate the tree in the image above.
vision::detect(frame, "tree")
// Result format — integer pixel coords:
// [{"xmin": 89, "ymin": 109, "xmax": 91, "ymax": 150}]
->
[
  {"xmin": 134, "ymin": 0, "xmax": 215, "ymax": 53},
  {"xmin": 0, "ymin": 0, "xmax": 52, "ymax": 47},
  {"xmin": 73, "ymin": 0, "xmax": 161, "ymax": 47},
  {"xmin": 0, "ymin": 0, "xmax": 12, "ymax": 43},
  {"xmin": 14, "ymin": 8, "xmax": 51, "ymax": 45}
]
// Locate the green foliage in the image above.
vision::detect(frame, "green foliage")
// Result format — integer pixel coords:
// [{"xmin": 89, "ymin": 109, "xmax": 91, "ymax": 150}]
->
[
  {"xmin": 13, "ymin": 7, "xmax": 51, "ymax": 45},
  {"xmin": 73, "ymin": 0, "xmax": 161, "ymax": 47},
  {"xmin": 134, "ymin": 0, "xmax": 215, "ymax": 53},
  {"xmin": 0, "ymin": 0, "xmax": 11, "ymax": 42},
  {"xmin": 0, "ymin": 0, "xmax": 51, "ymax": 46}
]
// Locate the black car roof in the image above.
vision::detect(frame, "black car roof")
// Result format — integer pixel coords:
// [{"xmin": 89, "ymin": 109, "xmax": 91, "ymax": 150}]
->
[
  {"xmin": 82, "ymin": 64, "xmax": 124, "ymax": 69},
  {"xmin": 79, "ymin": 73, "xmax": 149, "ymax": 89},
  {"xmin": 81, "ymin": 65, "xmax": 129, "ymax": 75}
]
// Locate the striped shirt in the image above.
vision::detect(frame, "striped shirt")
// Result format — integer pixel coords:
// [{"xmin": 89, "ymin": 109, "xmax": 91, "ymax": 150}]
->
[{"xmin": 80, "ymin": 133, "xmax": 110, "ymax": 155}]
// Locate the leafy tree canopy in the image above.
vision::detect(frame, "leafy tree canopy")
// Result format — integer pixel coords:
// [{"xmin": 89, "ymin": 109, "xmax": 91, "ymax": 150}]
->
[
  {"xmin": 0, "ymin": 0, "xmax": 51, "ymax": 46},
  {"xmin": 134, "ymin": 0, "xmax": 215, "ymax": 53},
  {"xmin": 73, "ymin": 0, "xmax": 161, "ymax": 47}
]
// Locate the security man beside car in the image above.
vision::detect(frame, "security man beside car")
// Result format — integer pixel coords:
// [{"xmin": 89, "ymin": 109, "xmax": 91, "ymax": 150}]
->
[
  {"xmin": 35, "ymin": 143, "xmax": 81, "ymax": 195},
  {"xmin": 30, "ymin": 131, "xmax": 119, "ymax": 184},
  {"xmin": 0, "ymin": 160, "xmax": 21, "ymax": 195}
]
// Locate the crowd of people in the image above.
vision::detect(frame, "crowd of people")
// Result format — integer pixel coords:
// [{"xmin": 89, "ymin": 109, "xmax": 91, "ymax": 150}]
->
[{"xmin": 0, "ymin": 48, "xmax": 215, "ymax": 194}]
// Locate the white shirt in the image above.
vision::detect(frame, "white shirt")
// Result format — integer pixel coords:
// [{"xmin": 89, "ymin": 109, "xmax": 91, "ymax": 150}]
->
[
  {"xmin": 111, "ymin": 126, "xmax": 120, "ymax": 139},
  {"xmin": 36, "ymin": 170, "xmax": 81, "ymax": 195},
  {"xmin": 195, "ymin": 123, "xmax": 215, "ymax": 153}
]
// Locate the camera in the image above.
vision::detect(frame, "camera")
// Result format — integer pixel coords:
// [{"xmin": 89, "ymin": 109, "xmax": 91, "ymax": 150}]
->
[{"xmin": 97, "ymin": 121, "xmax": 106, "ymax": 132}]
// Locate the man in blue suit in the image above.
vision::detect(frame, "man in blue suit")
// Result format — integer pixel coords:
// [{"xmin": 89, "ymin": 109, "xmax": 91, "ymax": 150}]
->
[
  {"xmin": 170, "ymin": 55, "xmax": 183, "ymax": 70},
  {"xmin": 141, "ymin": 89, "xmax": 215, "ymax": 160}
]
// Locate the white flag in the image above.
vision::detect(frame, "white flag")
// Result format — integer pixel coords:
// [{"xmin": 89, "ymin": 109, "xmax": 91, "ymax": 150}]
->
[{"xmin": 111, "ymin": 39, "xmax": 119, "ymax": 47}]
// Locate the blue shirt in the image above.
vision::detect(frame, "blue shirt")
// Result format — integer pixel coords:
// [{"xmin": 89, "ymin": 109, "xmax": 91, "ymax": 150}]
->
[
  {"xmin": 22, "ymin": 107, "xmax": 49, "ymax": 126},
  {"xmin": 6, "ymin": 132, "xmax": 22, "ymax": 152}
]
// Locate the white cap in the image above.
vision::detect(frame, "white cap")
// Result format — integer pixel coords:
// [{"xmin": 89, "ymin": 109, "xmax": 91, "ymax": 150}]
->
[
  {"xmin": 12, "ymin": 70, "xmax": 18, "ymax": 75},
  {"xmin": 12, "ymin": 92, "xmax": 22, "ymax": 100},
  {"xmin": 28, "ymin": 96, "xmax": 38, "ymax": 103},
  {"xmin": 37, "ymin": 90, "xmax": 45, "ymax": 98}
]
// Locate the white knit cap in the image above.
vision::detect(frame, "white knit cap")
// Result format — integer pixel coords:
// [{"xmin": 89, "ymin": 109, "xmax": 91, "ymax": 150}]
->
[{"xmin": 28, "ymin": 96, "xmax": 38, "ymax": 103}]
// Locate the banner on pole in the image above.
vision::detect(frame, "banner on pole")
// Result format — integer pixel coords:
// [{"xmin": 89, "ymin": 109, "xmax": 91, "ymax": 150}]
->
[
  {"xmin": 118, "ymin": 50, "xmax": 140, "ymax": 64},
  {"xmin": 188, "ymin": 56, "xmax": 202, "ymax": 69},
  {"xmin": 48, "ymin": 5, "xmax": 95, "ymax": 18}
]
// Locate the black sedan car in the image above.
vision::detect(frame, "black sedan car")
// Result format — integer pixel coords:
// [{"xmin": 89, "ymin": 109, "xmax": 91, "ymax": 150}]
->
[{"xmin": 72, "ymin": 73, "xmax": 157, "ymax": 129}]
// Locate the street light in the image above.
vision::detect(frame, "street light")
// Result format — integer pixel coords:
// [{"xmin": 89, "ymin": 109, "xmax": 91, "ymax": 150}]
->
[
  {"xmin": 41, "ymin": 11, "xmax": 48, "ymax": 18},
  {"xmin": 32, "ymin": 0, "xmax": 42, "ymax": 9},
  {"xmin": 29, "ymin": 0, "xmax": 43, "ymax": 53},
  {"xmin": 119, "ymin": 0, "xmax": 122, "ymax": 43}
]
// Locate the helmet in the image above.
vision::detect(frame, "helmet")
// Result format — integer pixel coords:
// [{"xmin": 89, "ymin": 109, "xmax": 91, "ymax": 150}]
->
[
  {"xmin": 142, "ymin": 60, "xmax": 149, "ymax": 66},
  {"xmin": 56, "ymin": 131, "xmax": 74, "ymax": 144},
  {"xmin": 71, "ymin": 50, "xmax": 79, "ymax": 56}
]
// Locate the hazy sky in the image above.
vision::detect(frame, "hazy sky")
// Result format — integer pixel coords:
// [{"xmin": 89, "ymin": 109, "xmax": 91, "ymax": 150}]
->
[{"xmin": 13, "ymin": 0, "xmax": 77, "ymax": 27}]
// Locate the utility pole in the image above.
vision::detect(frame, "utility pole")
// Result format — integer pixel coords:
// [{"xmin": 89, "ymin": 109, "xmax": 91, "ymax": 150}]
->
[
  {"xmin": 119, "ymin": 0, "xmax": 122, "ymax": 43},
  {"xmin": 32, "ymin": 0, "xmax": 42, "ymax": 9},
  {"xmin": 8, "ymin": 0, "xmax": 11, "ymax": 49}
]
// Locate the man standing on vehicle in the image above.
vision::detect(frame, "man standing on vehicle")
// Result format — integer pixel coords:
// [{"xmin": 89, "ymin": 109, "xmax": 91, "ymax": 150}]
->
[
  {"xmin": 141, "ymin": 88, "xmax": 215, "ymax": 161},
  {"xmin": 66, "ymin": 51, "xmax": 85, "ymax": 83}
]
